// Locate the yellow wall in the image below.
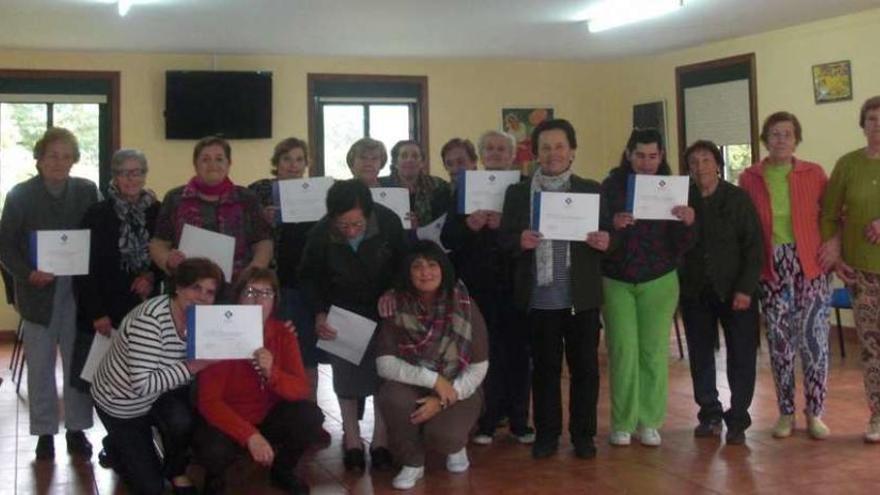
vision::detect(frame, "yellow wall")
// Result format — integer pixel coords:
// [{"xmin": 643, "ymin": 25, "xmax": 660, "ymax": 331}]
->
[{"xmin": 1, "ymin": 7, "xmax": 878, "ymax": 330}]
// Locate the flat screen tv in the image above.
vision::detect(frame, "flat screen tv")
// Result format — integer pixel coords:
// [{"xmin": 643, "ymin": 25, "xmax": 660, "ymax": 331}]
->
[{"xmin": 165, "ymin": 71, "xmax": 272, "ymax": 139}]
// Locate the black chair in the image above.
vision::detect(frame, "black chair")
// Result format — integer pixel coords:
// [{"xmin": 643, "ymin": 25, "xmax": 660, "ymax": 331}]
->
[
  {"xmin": 1, "ymin": 267, "xmax": 25, "ymax": 393},
  {"xmin": 830, "ymin": 287, "xmax": 852, "ymax": 358}
]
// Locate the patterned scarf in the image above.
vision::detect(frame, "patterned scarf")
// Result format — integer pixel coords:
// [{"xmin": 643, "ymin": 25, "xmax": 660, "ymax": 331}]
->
[
  {"xmin": 107, "ymin": 182, "xmax": 155, "ymax": 274},
  {"xmin": 530, "ymin": 167, "xmax": 573, "ymax": 286},
  {"xmin": 394, "ymin": 280, "xmax": 473, "ymax": 380},
  {"xmin": 176, "ymin": 176, "xmax": 248, "ymax": 274}
]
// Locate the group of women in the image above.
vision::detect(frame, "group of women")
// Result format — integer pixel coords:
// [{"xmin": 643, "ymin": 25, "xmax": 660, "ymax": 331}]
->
[{"xmin": 0, "ymin": 94, "xmax": 878, "ymax": 493}]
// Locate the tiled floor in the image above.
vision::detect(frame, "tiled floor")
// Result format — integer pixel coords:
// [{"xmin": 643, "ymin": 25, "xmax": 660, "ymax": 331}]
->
[{"xmin": 2, "ymin": 327, "xmax": 879, "ymax": 494}]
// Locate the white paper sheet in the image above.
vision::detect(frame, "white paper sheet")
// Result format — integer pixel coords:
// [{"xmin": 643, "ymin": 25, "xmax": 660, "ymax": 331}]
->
[
  {"xmin": 533, "ymin": 192, "xmax": 600, "ymax": 242},
  {"xmin": 186, "ymin": 305, "xmax": 264, "ymax": 360},
  {"xmin": 31, "ymin": 229, "xmax": 91, "ymax": 276},
  {"xmin": 628, "ymin": 175, "xmax": 690, "ymax": 221},
  {"xmin": 276, "ymin": 177, "xmax": 334, "ymax": 223},
  {"xmin": 316, "ymin": 305, "xmax": 377, "ymax": 366},
  {"xmin": 178, "ymin": 224, "xmax": 236, "ymax": 282},
  {"xmin": 415, "ymin": 213, "xmax": 448, "ymax": 250},
  {"xmin": 460, "ymin": 170, "xmax": 520, "ymax": 213},
  {"xmin": 371, "ymin": 187, "xmax": 412, "ymax": 229},
  {"xmin": 79, "ymin": 331, "xmax": 113, "ymax": 383}
]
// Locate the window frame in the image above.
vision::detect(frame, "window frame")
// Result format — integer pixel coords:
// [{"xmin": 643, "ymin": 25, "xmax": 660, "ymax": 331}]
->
[
  {"xmin": 307, "ymin": 73, "xmax": 429, "ymax": 177},
  {"xmin": 0, "ymin": 69, "xmax": 120, "ymax": 191}
]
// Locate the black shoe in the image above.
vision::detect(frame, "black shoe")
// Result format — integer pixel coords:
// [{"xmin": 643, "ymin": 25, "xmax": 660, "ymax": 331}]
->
[
  {"xmin": 573, "ymin": 438, "xmax": 597, "ymax": 459},
  {"xmin": 370, "ymin": 446, "xmax": 393, "ymax": 471},
  {"xmin": 343, "ymin": 447, "xmax": 366, "ymax": 471},
  {"xmin": 270, "ymin": 467, "xmax": 311, "ymax": 495},
  {"xmin": 35, "ymin": 435, "xmax": 54, "ymax": 460},
  {"xmin": 171, "ymin": 485, "xmax": 199, "ymax": 495},
  {"xmin": 66, "ymin": 430, "xmax": 93, "ymax": 459},
  {"xmin": 531, "ymin": 438, "xmax": 559, "ymax": 459},
  {"xmin": 725, "ymin": 426, "xmax": 746, "ymax": 445},
  {"xmin": 693, "ymin": 419, "xmax": 723, "ymax": 438}
]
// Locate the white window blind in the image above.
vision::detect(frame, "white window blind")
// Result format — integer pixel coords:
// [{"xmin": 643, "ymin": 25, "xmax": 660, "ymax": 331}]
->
[{"xmin": 684, "ymin": 79, "xmax": 750, "ymax": 146}]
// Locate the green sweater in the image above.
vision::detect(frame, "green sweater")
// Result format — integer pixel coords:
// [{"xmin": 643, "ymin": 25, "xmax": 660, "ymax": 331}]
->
[{"xmin": 821, "ymin": 148, "xmax": 880, "ymax": 274}]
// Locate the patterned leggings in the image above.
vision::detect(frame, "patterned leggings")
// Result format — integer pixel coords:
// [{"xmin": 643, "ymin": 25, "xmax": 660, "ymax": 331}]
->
[
  {"xmin": 851, "ymin": 270, "xmax": 880, "ymax": 416},
  {"xmin": 759, "ymin": 244, "xmax": 831, "ymax": 417}
]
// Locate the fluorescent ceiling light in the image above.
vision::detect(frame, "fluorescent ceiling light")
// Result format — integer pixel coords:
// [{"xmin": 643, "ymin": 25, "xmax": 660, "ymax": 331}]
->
[
  {"xmin": 585, "ymin": 0, "xmax": 683, "ymax": 33},
  {"xmin": 118, "ymin": 0, "xmax": 132, "ymax": 16}
]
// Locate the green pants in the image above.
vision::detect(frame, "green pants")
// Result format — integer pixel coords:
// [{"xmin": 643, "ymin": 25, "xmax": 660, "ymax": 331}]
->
[{"xmin": 603, "ymin": 271, "xmax": 679, "ymax": 432}]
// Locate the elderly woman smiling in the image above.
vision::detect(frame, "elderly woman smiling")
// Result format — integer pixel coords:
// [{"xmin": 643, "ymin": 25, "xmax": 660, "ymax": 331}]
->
[
  {"xmin": 380, "ymin": 140, "xmax": 451, "ymax": 228},
  {"xmin": 150, "ymin": 136, "xmax": 272, "ymax": 285}
]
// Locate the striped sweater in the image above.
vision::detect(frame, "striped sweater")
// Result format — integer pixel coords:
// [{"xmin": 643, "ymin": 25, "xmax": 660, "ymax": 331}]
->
[
  {"xmin": 91, "ymin": 295, "xmax": 192, "ymax": 418},
  {"xmin": 739, "ymin": 157, "xmax": 828, "ymax": 282}
]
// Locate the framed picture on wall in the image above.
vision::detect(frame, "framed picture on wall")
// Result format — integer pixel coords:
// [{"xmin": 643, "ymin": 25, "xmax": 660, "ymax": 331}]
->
[
  {"xmin": 501, "ymin": 107, "xmax": 554, "ymax": 176},
  {"xmin": 812, "ymin": 60, "xmax": 853, "ymax": 104}
]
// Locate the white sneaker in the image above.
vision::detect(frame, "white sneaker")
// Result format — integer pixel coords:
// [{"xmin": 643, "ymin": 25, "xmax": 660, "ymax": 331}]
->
[
  {"xmin": 609, "ymin": 431, "xmax": 631, "ymax": 446},
  {"xmin": 392, "ymin": 466, "xmax": 425, "ymax": 490},
  {"xmin": 446, "ymin": 447, "xmax": 470, "ymax": 473},
  {"xmin": 865, "ymin": 414, "xmax": 880, "ymax": 443},
  {"xmin": 472, "ymin": 433, "xmax": 493, "ymax": 445},
  {"xmin": 638, "ymin": 427, "xmax": 662, "ymax": 447},
  {"xmin": 512, "ymin": 427, "xmax": 536, "ymax": 444}
]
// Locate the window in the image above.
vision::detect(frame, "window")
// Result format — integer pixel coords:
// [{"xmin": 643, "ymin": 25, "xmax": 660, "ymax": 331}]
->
[
  {"xmin": 307, "ymin": 74, "xmax": 428, "ymax": 179},
  {"xmin": 675, "ymin": 54, "xmax": 758, "ymax": 181},
  {"xmin": 0, "ymin": 71, "xmax": 119, "ymax": 211}
]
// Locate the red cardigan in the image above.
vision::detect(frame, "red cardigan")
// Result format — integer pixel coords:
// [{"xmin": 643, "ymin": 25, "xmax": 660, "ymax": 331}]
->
[
  {"xmin": 739, "ymin": 157, "xmax": 828, "ymax": 282},
  {"xmin": 197, "ymin": 318, "xmax": 310, "ymax": 446}
]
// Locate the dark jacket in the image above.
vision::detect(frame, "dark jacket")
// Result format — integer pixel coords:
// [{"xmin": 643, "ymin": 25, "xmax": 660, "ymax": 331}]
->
[
  {"xmin": 600, "ymin": 166, "xmax": 697, "ymax": 283},
  {"xmin": 678, "ymin": 181, "xmax": 763, "ymax": 300},
  {"xmin": 0, "ymin": 176, "xmax": 99, "ymax": 324},
  {"xmin": 298, "ymin": 204, "xmax": 408, "ymax": 320},
  {"xmin": 499, "ymin": 175, "xmax": 606, "ymax": 313},
  {"xmin": 71, "ymin": 198, "xmax": 162, "ymax": 392},
  {"xmin": 441, "ymin": 191, "xmax": 513, "ymax": 294}
]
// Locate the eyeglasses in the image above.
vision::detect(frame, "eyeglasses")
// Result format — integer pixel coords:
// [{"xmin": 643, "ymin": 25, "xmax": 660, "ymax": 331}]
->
[
  {"xmin": 242, "ymin": 287, "xmax": 275, "ymax": 300},
  {"xmin": 335, "ymin": 219, "xmax": 366, "ymax": 231},
  {"xmin": 115, "ymin": 169, "xmax": 146, "ymax": 179}
]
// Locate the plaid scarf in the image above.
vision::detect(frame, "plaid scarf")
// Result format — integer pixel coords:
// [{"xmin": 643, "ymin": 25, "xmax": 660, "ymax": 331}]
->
[{"xmin": 394, "ymin": 280, "xmax": 473, "ymax": 380}]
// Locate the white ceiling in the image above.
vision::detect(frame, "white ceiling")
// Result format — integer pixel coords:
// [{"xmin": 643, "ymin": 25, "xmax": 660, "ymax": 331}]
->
[{"xmin": 1, "ymin": 0, "xmax": 878, "ymax": 60}]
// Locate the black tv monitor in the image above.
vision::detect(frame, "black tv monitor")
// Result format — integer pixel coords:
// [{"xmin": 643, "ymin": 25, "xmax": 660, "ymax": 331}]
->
[{"xmin": 164, "ymin": 71, "xmax": 272, "ymax": 139}]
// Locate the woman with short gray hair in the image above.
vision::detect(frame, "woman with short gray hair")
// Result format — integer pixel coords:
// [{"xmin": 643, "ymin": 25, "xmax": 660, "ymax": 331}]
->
[{"xmin": 72, "ymin": 147, "xmax": 162, "ymax": 463}]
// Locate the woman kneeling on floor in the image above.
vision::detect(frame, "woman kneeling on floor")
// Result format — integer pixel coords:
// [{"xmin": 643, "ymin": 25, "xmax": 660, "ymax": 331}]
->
[
  {"xmin": 376, "ymin": 240, "xmax": 489, "ymax": 490},
  {"xmin": 195, "ymin": 267, "xmax": 324, "ymax": 494}
]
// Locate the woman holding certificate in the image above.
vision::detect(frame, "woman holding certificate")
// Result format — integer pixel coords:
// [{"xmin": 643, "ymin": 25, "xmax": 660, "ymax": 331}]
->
[
  {"xmin": 299, "ymin": 179, "xmax": 408, "ymax": 472},
  {"xmin": 347, "ymin": 137, "xmax": 388, "ymax": 187},
  {"xmin": 379, "ymin": 140, "xmax": 451, "ymax": 228},
  {"xmin": 0, "ymin": 127, "xmax": 99, "ymax": 461},
  {"xmin": 740, "ymin": 112, "xmax": 832, "ymax": 440},
  {"xmin": 375, "ymin": 241, "xmax": 488, "ymax": 490},
  {"xmin": 441, "ymin": 131, "xmax": 535, "ymax": 446},
  {"xmin": 91, "ymin": 258, "xmax": 223, "ymax": 495},
  {"xmin": 601, "ymin": 128, "xmax": 696, "ymax": 448},
  {"xmin": 150, "ymin": 136, "xmax": 272, "ymax": 287},
  {"xmin": 820, "ymin": 96, "xmax": 880, "ymax": 443},
  {"xmin": 248, "ymin": 137, "xmax": 322, "ymax": 401},
  {"xmin": 500, "ymin": 119, "xmax": 610, "ymax": 460},
  {"xmin": 195, "ymin": 267, "xmax": 323, "ymax": 494}
]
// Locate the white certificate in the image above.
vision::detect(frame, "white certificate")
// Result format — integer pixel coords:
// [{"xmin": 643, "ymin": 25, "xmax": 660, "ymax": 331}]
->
[
  {"xmin": 317, "ymin": 305, "xmax": 377, "ymax": 366},
  {"xmin": 458, "ymin": 170, "xmax": 520, "ymax": 213},
  {"xmin": 178, "ymin": 224, "xmax": 236, "ymax": 282},
  {"xmin": 79, "ymin": 331, "xmax": 113, "ymax": 383},
  {"xmin": 30, "ymin": 229, "xmax": 91, "ymax": 276},
  {"xmin": 532, "ymin": 192, "xmax": 600, "ymax": 242},
  {"xmin": 371, "ymin": 187, "xmax": 411, "ymax": 229},
  {"xmin": 274, "ymin": 177, "xmax": 334, "ymax": 223},
  {"xmin": 415, "ymin": 213, "xmax": 448, "ymax": 251},
  {"xmin": 627, "ymin": 174, "xmax": 690, "ymax": 221},
  {"xmin": 186, "ymin": 305, "xmax": 263, "ymax": 360}
]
